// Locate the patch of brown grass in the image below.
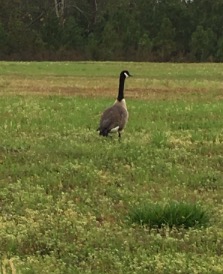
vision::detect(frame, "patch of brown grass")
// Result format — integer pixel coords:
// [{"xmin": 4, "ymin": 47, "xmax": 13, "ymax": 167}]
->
[{"xmin": 0, "ymin": 75, "xmax": 221, "ymax": 101}]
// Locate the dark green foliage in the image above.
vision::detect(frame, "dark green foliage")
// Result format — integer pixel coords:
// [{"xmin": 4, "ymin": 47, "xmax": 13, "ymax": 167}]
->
[
  {"xmin": 0, "ymin": 0, "xmax": 223, "ymax": 61},
  {"xmin": 153, "ymin": 17, "xmax": 176, "ymax": 61},
  {"xmin": 190, "ymin": 26, "xmax": 216, "ymax": 61},
  {"xmin": 0, "ymin": 22, "xmax": 7, "ymax": 56},
  {"xmin": 129, "ymin": 202, "xmax": 210, "ymax": 229}
]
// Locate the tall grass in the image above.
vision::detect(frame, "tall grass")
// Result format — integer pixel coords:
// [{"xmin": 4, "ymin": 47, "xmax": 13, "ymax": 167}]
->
[{"xmin": 129, "ymin": 201, "xmax": 210, "ymax": 229}]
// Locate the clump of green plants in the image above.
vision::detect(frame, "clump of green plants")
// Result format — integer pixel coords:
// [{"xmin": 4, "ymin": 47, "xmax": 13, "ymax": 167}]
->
[
  {"xmin": 150, "ymin": 131, "xmax": 169, "ymax": 148},
  {"xmin": 129, "ymin": 201, "xmax": 209, "ymax": 229}
]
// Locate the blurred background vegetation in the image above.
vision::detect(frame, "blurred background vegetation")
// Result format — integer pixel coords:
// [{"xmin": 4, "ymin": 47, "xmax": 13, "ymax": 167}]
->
[{"xmin": 1, "ymin": 0, "xmax": 223, "ymax": 62}]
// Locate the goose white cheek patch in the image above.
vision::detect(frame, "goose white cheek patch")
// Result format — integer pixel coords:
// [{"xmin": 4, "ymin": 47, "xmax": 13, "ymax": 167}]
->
[{"xmin": 124, "ymin": 72, "xmax": 129, "ymax": 78}]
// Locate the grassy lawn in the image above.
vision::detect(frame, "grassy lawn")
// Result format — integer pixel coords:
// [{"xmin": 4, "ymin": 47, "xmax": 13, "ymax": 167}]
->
[{"xmin": 0, "ymin": 61, "xmax": 223, "ymax": 273}]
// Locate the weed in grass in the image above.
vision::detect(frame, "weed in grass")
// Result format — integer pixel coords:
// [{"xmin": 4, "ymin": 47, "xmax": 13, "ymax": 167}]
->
[
  {"xmin": 150, "ymin": 131, "xmax": 169, "ymax": 148},
  {"xmin": 129, "ymin": 201, "xmax": 210, "ymax": 229},
  {"xmin": 186, "ymin": 171, "xmax": 223, "ymax": 191}
]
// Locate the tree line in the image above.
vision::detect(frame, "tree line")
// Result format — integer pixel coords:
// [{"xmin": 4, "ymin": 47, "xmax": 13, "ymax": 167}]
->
[{"xmin": 1, "ymin": 0, "xmax": 223, "ymax": 62}]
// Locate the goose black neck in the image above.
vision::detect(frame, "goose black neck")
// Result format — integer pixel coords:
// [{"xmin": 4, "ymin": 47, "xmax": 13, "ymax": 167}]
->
[{"xmin": 117, "ymin": 75, "xmax": 125, "ymax": 102}]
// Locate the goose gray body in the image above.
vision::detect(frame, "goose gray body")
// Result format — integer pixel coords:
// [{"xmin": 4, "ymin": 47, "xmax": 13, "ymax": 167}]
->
[{"xmin": 97, "ymin": 70, "xmax": 131, "ymax": 139}]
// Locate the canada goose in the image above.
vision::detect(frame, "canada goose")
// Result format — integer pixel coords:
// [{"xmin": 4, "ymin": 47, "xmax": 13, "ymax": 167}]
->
[{"xmin": 97, "ymin": 70, "xmax": 132, "ymax": 139}]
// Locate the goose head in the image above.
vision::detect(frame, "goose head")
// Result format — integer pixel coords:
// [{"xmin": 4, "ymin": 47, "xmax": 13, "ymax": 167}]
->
[{"xmin": 120, "ymin": 70, "xmax": 132, "ymax": 79}]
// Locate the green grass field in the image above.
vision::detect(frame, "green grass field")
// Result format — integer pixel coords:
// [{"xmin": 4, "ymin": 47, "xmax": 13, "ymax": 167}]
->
[{"xmin": 0, "ymin": 62, "xmax": 223, "ymax": 273}]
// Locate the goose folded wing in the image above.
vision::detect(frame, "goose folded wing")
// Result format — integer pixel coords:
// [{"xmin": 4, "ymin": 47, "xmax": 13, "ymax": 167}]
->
[{"xmin": 100, "ymin": 106, "xmax": 122, "ymax": 132}]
